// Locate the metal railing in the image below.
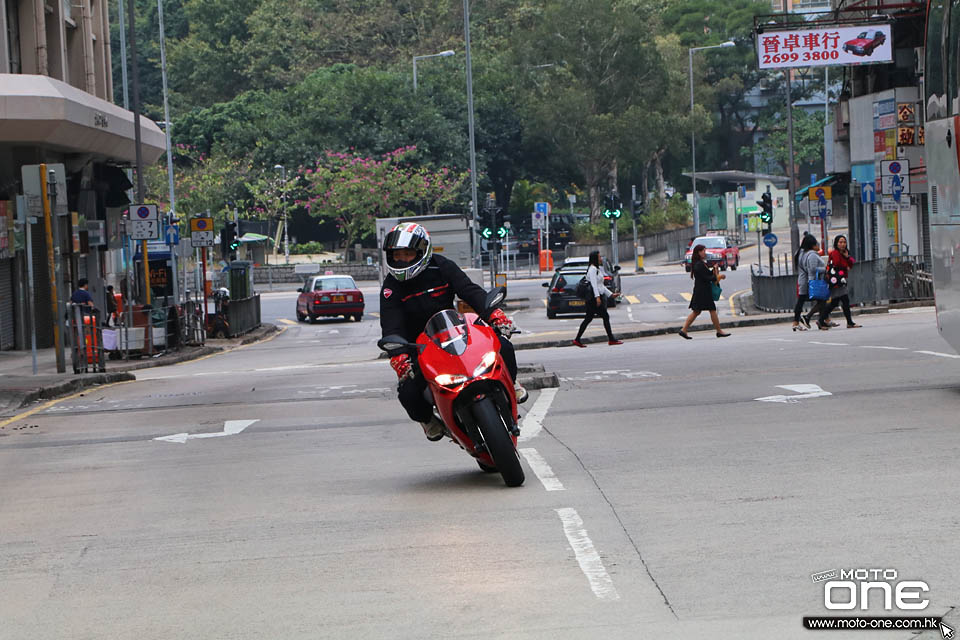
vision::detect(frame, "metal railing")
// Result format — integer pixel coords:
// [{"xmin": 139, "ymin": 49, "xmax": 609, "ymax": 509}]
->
[
  {"xmin": 69, "ymin": 305, "xmax": 106, "ymax": 374},
  {"xmin": 224, "ymin": 295, "xmax": 262, "ymax": 338},
  {"xmin": 751, "ymin": 256, "xmax": 933, "ymax": 313}
]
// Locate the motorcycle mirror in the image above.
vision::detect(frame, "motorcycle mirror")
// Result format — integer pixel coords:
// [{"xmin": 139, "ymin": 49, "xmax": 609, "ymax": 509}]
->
[
  {"xmin": 485, "ymin": 287, "xmax": 507, "ymax": 311},
  {"xmin": 297, "ymin": 288, "xmax": 303, "ymax": 293},
  {"xmin": 377, "ymin": 335, "xmax": 411, "ymax": 353},
  {"xmin": 613, "ymin": 265, "xmax": 621, "ymax": 272},
  {"xmin": 541, "ymin": 282, "xmax": 549, "ymax": 287}
]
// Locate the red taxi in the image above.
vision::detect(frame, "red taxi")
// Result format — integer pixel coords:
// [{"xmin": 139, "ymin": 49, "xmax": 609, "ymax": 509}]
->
[
  {"xmin": 684, "ymin": 235, "xmax": 740, "ymax": 271},
  {"xmin": 296, "ymin": 274, "xmax": 364, "ymax": 322}
]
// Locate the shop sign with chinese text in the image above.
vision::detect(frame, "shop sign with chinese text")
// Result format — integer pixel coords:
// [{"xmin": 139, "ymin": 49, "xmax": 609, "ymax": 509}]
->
[{"xmin": 757, "ymin": 24, "xmax": 892, "ymax": 69}]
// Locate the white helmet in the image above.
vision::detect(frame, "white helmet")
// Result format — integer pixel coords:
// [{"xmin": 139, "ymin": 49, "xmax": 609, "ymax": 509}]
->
[{"xmin": 383, "ymin": 222, "xmax": 432, "ymax": 281}]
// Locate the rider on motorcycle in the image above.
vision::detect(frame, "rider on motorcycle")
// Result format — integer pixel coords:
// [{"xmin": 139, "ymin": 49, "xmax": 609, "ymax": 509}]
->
[{"xmin": 380, "ymin": 222, "xmax": 526, "ymax": 441}]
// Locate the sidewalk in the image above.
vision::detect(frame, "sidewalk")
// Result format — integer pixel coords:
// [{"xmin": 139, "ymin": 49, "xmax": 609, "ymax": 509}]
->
[{"xmin": 0, "ymin": 324, "xmax": 279, "ymax": 417}]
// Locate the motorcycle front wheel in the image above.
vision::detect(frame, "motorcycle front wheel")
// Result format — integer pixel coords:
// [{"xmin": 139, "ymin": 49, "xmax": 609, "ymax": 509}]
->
[{"xmin": 472, "ymin": 397, "xmax": 525, "ymax": 487}]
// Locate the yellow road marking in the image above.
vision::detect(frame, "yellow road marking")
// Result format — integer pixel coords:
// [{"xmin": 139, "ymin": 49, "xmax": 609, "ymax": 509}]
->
[
  {"xmin": 278, "ymin": 318, "xmax": 297, "ymax": 325},
  {"xmin": 680, "ymin": 292, "xmax": 692, "ymax": 301},
  {"xmin": 370, "ymin": 312, "xmax": 380, "ymax": 318},
  {"xmin": 729, "ymin": 288, "xmax": 750, "ymax": 316},
  {"xmin": 625, "ymin": 295, "xmax": 641, "ymax": 305},
  {"xmin": 542, "ymin": 299, "xmax": 548, "ymax": 307},
  {"xmin": 651, "ymin": 293, "xmax": 669, "ymax": 303},
  {"xmin": 0, "ymin": 380, "xmax": 136, "ymax": 429}
]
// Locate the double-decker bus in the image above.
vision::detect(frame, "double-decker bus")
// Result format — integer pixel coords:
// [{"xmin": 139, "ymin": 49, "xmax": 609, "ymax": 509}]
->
[{"xmin": 925, "ymin": 0, "xmax": 960, "ymax": 351}]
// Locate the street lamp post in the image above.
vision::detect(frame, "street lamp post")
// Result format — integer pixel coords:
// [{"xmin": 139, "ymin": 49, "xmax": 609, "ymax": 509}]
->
[
  {"xmin": 412, "ymin": 50, "xmax": 455, "ymax": 92},
  {"xmin": 463, "ymin": 0, "xmax": 480, "ymax": 270},
  {"xmin": 689, "ymin": 41, "xmax": 735, "ymax": 234},
  {"xmin": 273, "ymin": 165, "xmax": 289, "ymax": 264}
]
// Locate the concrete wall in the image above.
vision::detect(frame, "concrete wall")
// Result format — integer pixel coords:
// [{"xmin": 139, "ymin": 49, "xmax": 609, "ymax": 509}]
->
[{"xmin": 252, "ymin": 263, "xmax": 380, "ymax": 285}]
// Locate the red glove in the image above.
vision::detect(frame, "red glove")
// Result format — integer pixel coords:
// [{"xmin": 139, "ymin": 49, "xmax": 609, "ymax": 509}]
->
[
  {"xmin": 488, "ymin": 309, "xmax": 513, "ymax": 335},
  {"xmin": 390, "ymin": 354, "xmax": 414, "ymax": 381}
]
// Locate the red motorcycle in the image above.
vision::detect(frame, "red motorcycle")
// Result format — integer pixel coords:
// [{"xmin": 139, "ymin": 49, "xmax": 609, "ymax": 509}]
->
[{"xmin": 378, "ymin": 288, "xmax": 524, "ymax": 487}]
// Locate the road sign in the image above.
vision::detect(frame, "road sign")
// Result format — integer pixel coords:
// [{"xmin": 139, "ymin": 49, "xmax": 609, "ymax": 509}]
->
[
  {"xmin": 891, "ymin": 174, "xmax": 904, "ymax": 202},
  {"xmin": 534, "ymin": 201, "xmax": 551, "ymax": 215},
  {"xmin": 131, "ymin": 204, "xmax": 158, "ymax": 220},
  {"xmin": 532, "ymin": 210, "xmax": 545, "ymax": 230},
  {"xmin": 190, "ymin": 216, "xmax": 215, "ymax": 247},
  {"xmin": 881, "ymin": 175, "xmax": 911, "ymax": 195},
  {"xmin": 164, "ymin": 224, "xmax": 180, "ymax": 245},
  {"xmin": 763, "ymin": 233, "xmax": 778, "ymax": 248},
  {"xmin": 130, "ymin": 219, "xmax": 160, "ymax": 240},
  {"xmin": 808, "ymin": 186, "xmax": 832, "ymax": 201},
  {"xmin": 861, "ymin": 182, "xmax": 876, "ymax": 204}
]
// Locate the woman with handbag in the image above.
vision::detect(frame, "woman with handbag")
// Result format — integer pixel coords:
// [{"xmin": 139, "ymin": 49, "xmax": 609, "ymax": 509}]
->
[
  {"xmin": 816, "ymin": 235, "xmax": 861, "ymax": 329},
  {"xmin": 679, "ymin": 244, "xmax": 730, "ymax": 339},
  {"xmin": 572, "ymin": 250, "xmax": 623, "ymax": 347},
  {"xmin": 793, "ymin": 234, "xmax": 830, "ymax": 331}
]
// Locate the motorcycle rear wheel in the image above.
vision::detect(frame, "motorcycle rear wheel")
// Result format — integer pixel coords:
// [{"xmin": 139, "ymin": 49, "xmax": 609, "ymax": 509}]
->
[{"xmin": 472, "ymin": 398, "xmax": 524, "ymax": 487}]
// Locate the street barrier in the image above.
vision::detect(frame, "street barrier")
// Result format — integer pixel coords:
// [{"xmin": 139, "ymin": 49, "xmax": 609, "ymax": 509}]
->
[
  {"xmin": 225, "ymin": 294, "xmax": 261, "ymax": 338},
  {"xmin": 69, "ymin": 305, "xmax": 105, "ymax": 373},
  {"xmin": 751, "ymin": 256, "xmax": 933, "ymax": 313}
]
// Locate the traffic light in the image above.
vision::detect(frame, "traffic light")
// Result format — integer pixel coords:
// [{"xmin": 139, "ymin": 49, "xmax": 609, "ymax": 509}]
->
[
  {"xmin": 482, "ymin": 207, "xmax": 508, "ymax": 240},
  {"xmin": 757, "ymin": 192, "xmax": 773, "ymax": 225},
  {"xmin": 222, "ymin": 222, "xmax": 239, "ymax": 260},
  {"xmin": 602, "ymin": 193, "xmax": 622, "ymax": 219}
]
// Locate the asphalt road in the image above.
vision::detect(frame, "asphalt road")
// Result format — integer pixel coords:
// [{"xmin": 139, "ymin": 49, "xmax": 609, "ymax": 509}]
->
[{"xmin": 1, "ymin": 307, "xmax": 957, "ymax": 639}]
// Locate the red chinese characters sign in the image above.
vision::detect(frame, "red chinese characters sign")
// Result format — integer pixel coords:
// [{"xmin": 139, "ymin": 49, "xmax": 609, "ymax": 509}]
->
[{"xmin": 757, "ymin": 24, "xmax": 892, "ymax": 69}]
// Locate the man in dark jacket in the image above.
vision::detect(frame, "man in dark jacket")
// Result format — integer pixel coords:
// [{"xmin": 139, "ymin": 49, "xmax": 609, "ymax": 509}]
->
[{"xmin": 380, "ymin": 222, "xmax": 524, "ymax": 441}]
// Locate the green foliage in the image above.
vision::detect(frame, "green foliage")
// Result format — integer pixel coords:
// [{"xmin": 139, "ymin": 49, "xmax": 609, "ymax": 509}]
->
[
  {"xmin": 290, "ymin": 241, "xmax": 327, "ymax": 255},
  {"xmin": 746, "ymin": 109, "xmax": 825, "ymax": 175},
  {"xmin": 638, "ymin": 197, "xmax": 693, "ymax": 234}
]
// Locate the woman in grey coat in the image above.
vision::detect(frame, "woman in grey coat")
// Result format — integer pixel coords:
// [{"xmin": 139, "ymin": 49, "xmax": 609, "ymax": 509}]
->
[{"xmin": 792, "ymin": 234, "xmax": 829, "ymax": 331}]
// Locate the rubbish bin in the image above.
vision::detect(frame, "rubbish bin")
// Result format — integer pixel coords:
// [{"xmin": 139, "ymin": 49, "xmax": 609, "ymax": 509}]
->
[{"xmin": 539, "ymin": 249, "xmax": 554, "ymax": 272}]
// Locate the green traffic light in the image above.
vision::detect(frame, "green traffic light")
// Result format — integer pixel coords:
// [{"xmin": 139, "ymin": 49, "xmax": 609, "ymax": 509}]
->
[{"xmin": 481, "ymin": 228, "xmax": 492, "ymax": 239}]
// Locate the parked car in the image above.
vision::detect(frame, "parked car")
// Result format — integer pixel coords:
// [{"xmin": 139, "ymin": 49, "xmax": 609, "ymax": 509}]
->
[
  {"xmin": 842, "ymin": 31, "xmax": 886, "ymax": 56},
  {"xmin": 684, "ymin": 235, "xmax": 740, "ymax": 272},
  {"xmin": 562, "ymin": 256, "xmax": 622, "ymax": 302},
  {"xmin": 296, "ymin": 274, "xmax": 364, "ymax": 322}
]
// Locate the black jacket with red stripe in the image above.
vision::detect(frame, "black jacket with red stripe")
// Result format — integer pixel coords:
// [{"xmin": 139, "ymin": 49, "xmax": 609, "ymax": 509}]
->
[{"xmin": 380, "ymin": 255, "xmax": 489, "ymax": 342}]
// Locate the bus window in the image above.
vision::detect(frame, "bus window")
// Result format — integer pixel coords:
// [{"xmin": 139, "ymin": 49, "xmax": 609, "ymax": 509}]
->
[
  {"xmin": 926, "ymin": 0, "xmax": 948, "ymax": 119},
  {"xmin": 951, "ymin": 0, "xmax": 960, "ymax": 115}
]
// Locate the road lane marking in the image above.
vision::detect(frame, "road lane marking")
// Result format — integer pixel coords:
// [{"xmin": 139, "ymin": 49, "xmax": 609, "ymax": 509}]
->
[
  {"xmin": 278, "ymin": 318, "xmax": 297, "ymax": 325},
  {"xmin": 555, "ymin": 508, "xmax": 620, "ymax": 601},
  {"xmin": 915, "ymin": 350, "xmax": 960, "ymax": 359},
  {"xmin": 680, "ymin": 292, "xmax": 692, "ymax": 301},
  {"xmin": 0, "ymin": 381, "xmax": 135, "ymax": 428},
  {"xmin": 755, "ymin": 384, "xmax": 832, "ymax": 403},
  {"xmin": 625, "ymin": 295, "xmax": 641, "ymax": 304},
  {"xmin": 651, "ymin": 293, "xmax": 669, "ymax": 303},
  {"xmin": 809, "ymin": 341, "xmax": 848, "ymax": 346},
  {"xmin": 861, "ymin": 345, "xmax": 908, "ymax": 350},
  {"xmin": 519, "ymin": 448, "xmax": 564, "ymax": 491},
  {"xmin": 154, "ymin": 419, "xmax": 259, "ymax": 444},
  {"xmin": 517, "ymin": 387, "xmax": 557, "ymax": 442}
]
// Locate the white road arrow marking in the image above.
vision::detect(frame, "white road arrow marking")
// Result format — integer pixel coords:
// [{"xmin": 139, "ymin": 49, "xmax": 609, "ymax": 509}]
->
[
  {"xmin": 755, "ymin": 384, "xmax": 832, "ymax": 404},
  {"xmin": 154, "ymin": 420, "xmax": 259, "ymax": 444}
]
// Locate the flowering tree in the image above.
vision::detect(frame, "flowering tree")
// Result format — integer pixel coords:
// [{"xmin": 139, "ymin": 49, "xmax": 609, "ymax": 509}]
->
[{"xmin": 303, "ymin": 146, "xmax": 466, "ymax": 253}]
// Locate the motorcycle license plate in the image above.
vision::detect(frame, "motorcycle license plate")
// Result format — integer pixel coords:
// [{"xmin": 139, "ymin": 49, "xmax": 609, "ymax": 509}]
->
[
  {"xmin": 569, "ymin": 300, "xmax": 585, "ymax": 306},
  {"xmin": 333, "ymin": 295, "xmax": 345, "ymax": 303}
]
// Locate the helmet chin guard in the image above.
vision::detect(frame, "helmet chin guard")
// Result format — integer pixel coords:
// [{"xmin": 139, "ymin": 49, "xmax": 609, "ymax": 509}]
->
[{"xmin": 383, "ymin": 222, "xmax": 432, "ymax": 281}]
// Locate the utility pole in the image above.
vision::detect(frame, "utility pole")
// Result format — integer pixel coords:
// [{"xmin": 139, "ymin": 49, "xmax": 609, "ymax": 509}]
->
[{"xmin": 41, "ymin": 166, "xmax": 65, "ymax": 373}]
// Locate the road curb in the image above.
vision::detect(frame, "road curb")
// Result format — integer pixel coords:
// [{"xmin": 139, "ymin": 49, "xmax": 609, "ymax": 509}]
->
[
  {"xmin": 517, "ymin": 372, "xmax": 560, "ymax": 390},
  {"xmin": 6, "ymin": 372, "xmax": 137, "ymax": 413},
  {"xmin": 513, "ymin": 305, "xmax": 894, "ymax": 350}
]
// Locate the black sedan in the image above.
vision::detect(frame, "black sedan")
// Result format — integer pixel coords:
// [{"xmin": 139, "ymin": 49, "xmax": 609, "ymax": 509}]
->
[{"xmin": 542, "ymin": 267, "xmax": 588, "ymax": 318}]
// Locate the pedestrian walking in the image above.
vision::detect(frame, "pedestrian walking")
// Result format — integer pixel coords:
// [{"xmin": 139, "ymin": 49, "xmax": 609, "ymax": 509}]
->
[
  {"xmin": 817, "ymin": 235, "xmax": 861, "ymax": 328},
  {"xmin": 572, "ymin": 250, "xmax": 622, "ymax": 347},
  {"xmin": 793, "ymin": 235, "xmax": 829, "ymax": 331},
  {"xmin": 678, "ymin": 244, "xmax": 730, "ymax": 339},
  {"xmin": 105, "ymin": 285, "xmax": 118, "ymax": 327}
]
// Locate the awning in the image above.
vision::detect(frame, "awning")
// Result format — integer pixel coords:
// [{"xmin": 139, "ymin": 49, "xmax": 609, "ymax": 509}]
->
[
  {"xmin": 0, "ymin": 74, "xmax": 166, "ymax": 164},
  {"xmin": 239, "ymin": 233, "xmax": 273, "ymax": 244},
  {"xmin": 794, "ymin": 174, "xmax": 843, "ymax": 201}
]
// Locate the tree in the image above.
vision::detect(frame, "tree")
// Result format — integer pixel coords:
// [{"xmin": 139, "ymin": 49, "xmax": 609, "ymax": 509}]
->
[
  {"xmin": 517, "ymin": 0, "xmax": 665, "ymax": 221},
  {"xmin": 746, "ymin": 108, "xmax": 825, "ymax": 178},
  {"xmin": 304, "ymin": 146, "xmax": 466, "ymax": 257}
]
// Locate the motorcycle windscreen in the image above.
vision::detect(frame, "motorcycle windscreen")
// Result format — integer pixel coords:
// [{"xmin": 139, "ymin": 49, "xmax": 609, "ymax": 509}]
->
[{"xmin": 424, "ymin": 309, "xmax": 470, "ymax": 356}]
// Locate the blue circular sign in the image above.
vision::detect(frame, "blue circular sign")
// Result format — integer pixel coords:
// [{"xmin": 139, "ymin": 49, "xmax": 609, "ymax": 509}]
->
[
  {"xmin": 136, "ymin": 206, "xmax": 151, "ymax": 219},
  {"xmin": 889, "ymin": 161, "xmax": 901, "ymax": 174},
  {"xmin": 196, "ymin": 219, "xmax": 208, "ymax": 229},
  {"xmin": 763, "ymin": 233, "xmax": 778, "ymax": 248}
]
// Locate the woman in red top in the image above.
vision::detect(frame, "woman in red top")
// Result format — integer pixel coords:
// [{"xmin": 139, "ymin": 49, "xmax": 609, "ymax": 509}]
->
[{"xmin": 819, "ymin": 235, "xmax": 862, "ymax": 328}]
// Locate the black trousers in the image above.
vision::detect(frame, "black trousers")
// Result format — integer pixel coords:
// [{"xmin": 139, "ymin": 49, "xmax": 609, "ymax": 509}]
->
[
  {"xmin": 576, "ymin": 297, "xmax": 615, "ymax": 341},
  {"xmin": 397, "ymin": 335, "xmax": 518, "ymax": 423},
  {"xmin": 820, "ymin": 294, "xmax": 854, "ymax": 325}
]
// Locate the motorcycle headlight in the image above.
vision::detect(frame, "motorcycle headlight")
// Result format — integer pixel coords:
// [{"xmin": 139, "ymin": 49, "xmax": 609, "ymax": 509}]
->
[
  {"xmin": 435, "ymin": 374, "xmax": 469, "ymax": 387},
  {"xmin": 472, "ymin": 351, "xmax": 498, "ymax": 378}
]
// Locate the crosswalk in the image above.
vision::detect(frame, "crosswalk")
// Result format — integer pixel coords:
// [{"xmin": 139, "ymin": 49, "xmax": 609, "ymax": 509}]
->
[{"xmin": 543, "ymin": 291, "xmax": 727, "ymax": 307}]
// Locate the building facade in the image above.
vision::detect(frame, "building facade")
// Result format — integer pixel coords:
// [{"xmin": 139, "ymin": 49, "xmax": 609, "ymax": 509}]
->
[{"xmin": 1, "ymin": 0, "xmax": 164, "ymax": 350}]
